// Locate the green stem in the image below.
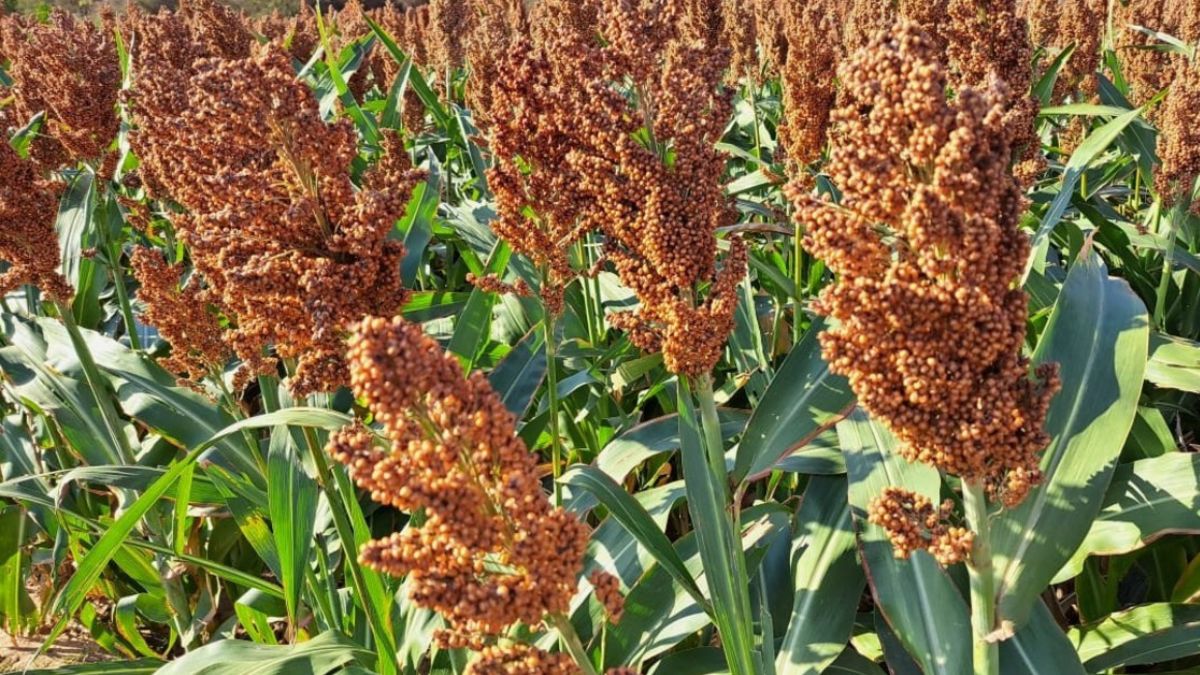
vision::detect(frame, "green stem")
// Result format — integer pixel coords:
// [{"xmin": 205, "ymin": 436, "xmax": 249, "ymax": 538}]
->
[
  {"xmin": 107, "ymin": 242, "xmax": 141, "ymax": 351},
  {"xmin": 694, "ymin": 373, "xmax": 727, "ymax": 487},
  {"xmin": 748, "ymin": 83, "xmax": 763, "ymax": 161},
  {"xmin": 548, "ymin": 612, "xmax": 599, "ymax": 675},
  {"xmin": 964, "ymin": 481, "xmax": 999, "ymax": 675},
  {"xmin": 543, "ymin": 310, "xmax": 564, "ymax": 506},
  {"xmin": 792, "ymin": 213, "xmax": 804, "ymax": 345},
  {"xmin": 1154, "ymin": 201, "xmax": 1178, "ymax": 329},
  {"xmin": 56, "ymin": 301, "xmax": 135, "ymax": 465},
  {"xmin": 300, "ymin": 426, "xmax": 400, "ymax": 675}
]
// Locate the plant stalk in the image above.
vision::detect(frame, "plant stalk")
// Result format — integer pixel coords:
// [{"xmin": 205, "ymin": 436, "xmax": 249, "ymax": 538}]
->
[
  {"xmin": 106, "ymin": 242, "xmax": 141, "ymax": 351},
  {"xmin": 543, "ymin": 309, "xmax": 564, "ymax": 506},
  {"xmin": 694, "ymin": 373, "xmax": 727, "ymax": 487},
  {"xmin": 300, "ymin": 425, "xmax": 400, "ymax": 675},
  {"xmin": 56, "ymin": 301, "xmax": 135, "ymax": 465},
  {"xmin": 964, "ymin": 480, "xmax": 999, "ymax": 675},
  {"xmin": 548, "ymin": 612, "xmax": 599, "ymax": 675}
]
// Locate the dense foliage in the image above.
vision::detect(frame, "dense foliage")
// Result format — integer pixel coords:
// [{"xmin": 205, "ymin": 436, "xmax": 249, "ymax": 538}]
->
[{"xmin": 0, "ymin": 0, "xmax": 1198, "ymax": 673}]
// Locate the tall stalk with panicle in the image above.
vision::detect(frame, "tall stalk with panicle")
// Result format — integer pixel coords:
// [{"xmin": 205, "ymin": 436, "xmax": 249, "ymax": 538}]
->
[{"xmin": 790, "ymin": 23, "xmax": 1059, "ymax": 674}]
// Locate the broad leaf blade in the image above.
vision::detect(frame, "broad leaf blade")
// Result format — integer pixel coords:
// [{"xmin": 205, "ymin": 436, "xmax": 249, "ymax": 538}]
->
[
  {"xmin": 1068, "ymin": 603, "xmax": 1200, "ymax": 671},
  {"xmin": 1000, "ymin": 601, "xmax": 1087, "ymax": 674},
  {"xmin": 735, "ymin": 320, "xmax": 854, "ymax": 484},
  {"xmin": 677, "ymin": 384, "xmax": 758, "ymax": 675},
  {"xmin": 993, "ymin": 253, "xmax": 1149, "ymax": 629},
  {"xmin": 155, "ymin": 631, "xmax": 370, "ymax": 675},
  {"xmin": 776, "ymin": 475, "xmax": 863, "ymax": 674},
  {"xmin": 841, "ymin": 409, "xmax": 971, "ymax": 675},
  {"xmin": 563, "ymin": 465, "xmax": 709, "ymax": 612},
  {"xmin": 1054, "ymin": 453, "xmax": 1200, "ymax": 583},
  {"xmin": 267, "ymin": 427, "xmax": 318, "ymax": 628}
]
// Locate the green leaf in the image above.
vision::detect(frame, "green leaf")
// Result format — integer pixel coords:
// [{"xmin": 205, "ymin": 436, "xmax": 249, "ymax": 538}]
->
[
  {"xmin": 1040, "ymin": 104, "xmax": 1132, "ymax": 117},
  {"xmin": 44, "ymin": 443, "xmax": 208, "ymax": 652},
  {"xmin": 992, "ymin": 253, "xmax": 1149, "ymax": 630},
  {"xmin": 1055, "ymin": 453, "xmax": 1200, "ymax": 583},
  {"xmin": 39, "ymin": 317, "xmax": 257, "ymax": 479},
  {"xmin": 399, "ymin": 170, "xmax": 441, "ymax": 286},
  {"xmin": 647, "ymin": 648, "xmax": 729, "ymax": 674},
  {"xmin": 364, "ymin": 16, "xmax": 453, "ymax": 130},
  {"xmin": 677, "ymin": 382, "xmax": 758, "ymax": 675},
  {"xmin": 487, "ymin": 328, "xmax": 547, "ymax": 417},
  {"xmin": 567, "ymin": 409, "xmax": 749, "ymax": 513},
  {"xmin": 999, "ymin": 601, "xmax": 1086, "ymax": 674},
  {"xmin": 155, "ymin": 631, "xmax": 371, "ymax": 675},
  {"xmin": 0, "ymin": 314, "xmax": 124, "ymax": 465},
  {"xmin": 1145, "ymin": 332, "xmax": 1200, "ymax": 393},
  {"xmin": 604, "ymin": 505, "xmax": 789, "ymax": 667},
  {"xmin": 267, "ymin": 427, "xmax": 319, "ymax": 629},
  {"xmin": 776, "ymin": 475, "xmax": 864, "ymax": 674},
  {"xmin": 840, "ymin": 409, "xmax": 971, "ymax": 675},
  {"xmin": 735, "ymin": 320, "xmax": 854, "ymax": 484},
  {"xmin": 1068, "ymin": 603, "xmax": 1200, "ymax": 672},
  {"xmin": 114, "ymin": 594, "xmax": 160, "ymax": 658},
  {"xmin": 1033, "ymin": 43, "xmax": 1076, "ymax": 105},
  {"xmin": 447, "ymin": 240, "xmax": 511, "ymax": 368},
  {"xmin": 0, "ymin": 506, "xmax": 33, "ymax": 633},
  {"xmin": 563, "ymin": 465, "xmax": 709, "ymax": 613},
  {"xmin": 825, "ymin": 648, "xmax": 886, "ymax": 675},
  {"xmin": 1026, "ymin": 109, "xmax": 1143, "ymax": 276},
  {"xmin": 22, "ymin": 661, "xmax": 164, "ymax": 674},
  {"xmin": 55, "ymin": 169, "xmax": 105, "ymax": 327},
  {"xmin": 41, "ymin": 408, "xmax": 350, "ymax": 653}
]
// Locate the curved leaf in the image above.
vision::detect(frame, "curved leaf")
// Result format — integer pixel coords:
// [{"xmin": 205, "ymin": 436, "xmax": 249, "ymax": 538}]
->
[
  {"xmin": 992, "ymin": 253, "xmax": 1149, "ymax": 630},
  {"xmin": 1026, "ymin": 109, "xmax": 1144, "ymax": 276},
  {"xmin": 677, "ymin": 383, "xmax": 757, "ymax": 675},
  {"xmin": 488, "ymin": 328, "xmax": 547, "ymax": 417},
  {"xmin": 1068, "ymin": 603, "xmax": 1200, "ymax": 672},
  {"xmin": 155, "ymin": 631, "xmax": 370, "ymax": 675},
  {"xmin": 1146, "ymin": 332, "xmax": 1200, "ymax": 393},
  {"xmin": 41, "ymin": 408, "xmax": 350, "ymax": 654},
  {"xmin": 267, "ymin": 428, "xmax": 318, "ymax": 628},
  {"xmin": 1054, "ymin": 453, "xmax": 1200, "ymax": 583},
  {"xmin": 999, "ymin": 601, "xmax": 1086, "ymax": 674},
  {"xmin": 735, "ymin": 321, "xmax": 854, "ymax": 484},
  {"xmin": 840, "ymin": 409, "xmax": 971, "ymax": 675},
  {"xmin": 563, "ymin": 465, "xmax": 708, "ymax": 613},
  {"xmin": 776, "ymin": 475, "xmax": 863, "ymax": 674}
]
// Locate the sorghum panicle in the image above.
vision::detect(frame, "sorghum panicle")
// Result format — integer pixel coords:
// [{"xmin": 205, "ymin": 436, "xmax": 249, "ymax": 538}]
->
[
  {"xmin": 149, "ymin": 48, "xmax": 420, "ymax": 394},
  {"xmin": 483, "ymin": 0, "xmax": 747, "ymax": 373},
  {"xmin": 1115, "ymin": 0, "xmax": 1200, "ymax": 107},
  {"xmin": 593, "ymin": 0, "xmax": 747, "ymax": 375},
  {"xmin": 1156, "ymin": 59, "xmax": 1200, "ymax": 209},
  {"xmin": 1, "ymin": 9, "xmax": 120, "ymax": 169},
  {"xmin": 590, "ymin": 569, "xmax": 626, "ymax": 624},
  {"xmin": 130, "ymin": 247, "xmax": 231, "ymax": 384},
  {"xmin": 777, "ymin": 0, "xmax": 843, "ymax": 168},
  {"xmin": 463, "ymin": 643, "xmax": 580, "ymax": 675},
  {"xmin": 792, "ymin": 22, "xmax": 1059, "ymax": 511},
  {"xmin": 0, "ymin": 140, "xmax": 72, "ymax": 301},
  {"xmin": 868, "ymin": 487, "xmax": 975, "ymax": 565},
  {"xmin": 124, "ymin": 0, "xmax": 254, "ymax": 199},
  {"xmin": 721, "ymin": 0, "xmax": 759, "ymax": 83},
  {"xmin": 464, "ymin": 0, "xmax": 529, "ymax": 122},
  {"xmin": 944, "ymin": 0, "xmax": 1043, "ymax": 183},
  {"xmin": 328, "ymin": 316, "xmax": 590, "ymax": 637}
]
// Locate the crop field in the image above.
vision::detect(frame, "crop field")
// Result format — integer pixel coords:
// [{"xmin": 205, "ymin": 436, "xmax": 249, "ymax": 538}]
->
[{"xmin": 0, "ymin": 0, "xmax": 1198, "ymax": 673}]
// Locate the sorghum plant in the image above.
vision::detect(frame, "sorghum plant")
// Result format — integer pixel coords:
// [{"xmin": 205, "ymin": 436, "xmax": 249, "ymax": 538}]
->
[{"xmin": 0, "ymin": 1, "xmax": 1197, "ymax": 674}]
